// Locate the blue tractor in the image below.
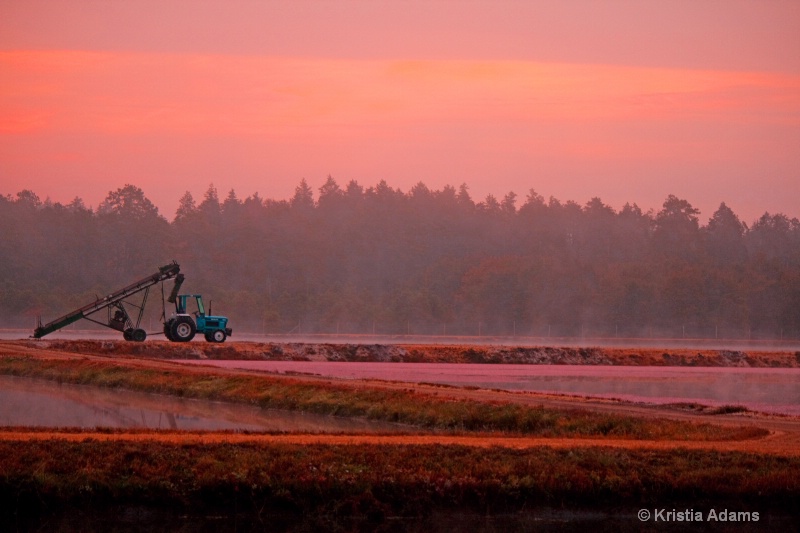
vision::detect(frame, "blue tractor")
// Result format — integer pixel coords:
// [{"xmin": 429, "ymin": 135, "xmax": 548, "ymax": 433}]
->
[
  {"xmin": 33, "ymin": 262, "xmax": 232, "ymax": 343},
  {"xmin": 164, "ymin": 293, "xmax": 232, "ymax": 343}
]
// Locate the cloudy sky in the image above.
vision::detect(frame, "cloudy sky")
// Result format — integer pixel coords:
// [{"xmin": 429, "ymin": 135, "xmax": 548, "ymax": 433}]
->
[{"xmin": 1, "ymin": 1, "xmax": 798, "ymax": 222}]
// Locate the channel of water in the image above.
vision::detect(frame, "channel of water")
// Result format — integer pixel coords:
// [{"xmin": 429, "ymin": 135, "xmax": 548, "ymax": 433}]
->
[
  {"xmin": 0, "ymin": 375, "xmax": 408, "ymax": 431},
  {"xmin": 3, "ymin": 360, "xmax": 799, "ymax": 429},
  {"xmin": 178, "ymin": 360, "xmax": 800, "ymax": 416}
]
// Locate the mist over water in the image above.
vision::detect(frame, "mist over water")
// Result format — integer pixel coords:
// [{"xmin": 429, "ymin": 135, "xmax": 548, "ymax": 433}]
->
[{"xmin": 181, "ymin": 360, "xmax": 800, "ymax": 416}]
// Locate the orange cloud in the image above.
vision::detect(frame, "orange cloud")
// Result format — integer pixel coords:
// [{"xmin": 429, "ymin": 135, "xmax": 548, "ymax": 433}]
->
[
  {"xmin": 1, "ymin": 49, "xmax": 798, "ymax": 176},
  {"xmin": 3, "ymin": 50, "xmax": 798, "ymax": 136}
]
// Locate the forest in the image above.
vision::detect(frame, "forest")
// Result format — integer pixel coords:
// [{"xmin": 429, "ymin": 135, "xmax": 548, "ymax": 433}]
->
[{"xmin": 1, "ymin": 178, "xmax": 799, "ymax": 340}]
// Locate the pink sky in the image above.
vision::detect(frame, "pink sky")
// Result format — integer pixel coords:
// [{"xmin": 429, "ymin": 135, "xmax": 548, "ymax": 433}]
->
[{"xmin": 1, "ymin": 1, "xmax": 799, "ymax": 223}]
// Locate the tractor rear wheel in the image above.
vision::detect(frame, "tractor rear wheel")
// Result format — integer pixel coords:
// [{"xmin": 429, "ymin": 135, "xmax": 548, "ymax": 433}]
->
[
  {"xmin": 170, "ymin": 316, "xmax": 196, "ymax": 342},
  {"xmin": 163, "ymin": 322, "xmax": 174, "ymax": 341}
]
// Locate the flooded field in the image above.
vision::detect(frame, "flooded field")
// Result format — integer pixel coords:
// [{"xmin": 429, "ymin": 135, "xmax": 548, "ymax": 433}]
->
[
  {"xmin": 0, "ymin": 375, "xmax": 408, "ymax": 432},
  {"xmin": 179, "ymin": 360, "xmax": 800, "ymax": 416}
]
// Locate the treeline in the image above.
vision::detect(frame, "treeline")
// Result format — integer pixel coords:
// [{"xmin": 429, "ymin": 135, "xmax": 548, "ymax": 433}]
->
[{"xmin": 2, "ymin": 179, "xmax": 799, "ymax": 339}]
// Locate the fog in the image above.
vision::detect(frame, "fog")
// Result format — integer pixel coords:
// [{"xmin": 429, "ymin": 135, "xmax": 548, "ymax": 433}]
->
[{"xmin": 2, "ymin": 183, "xmax": 799, "ymax": 344}]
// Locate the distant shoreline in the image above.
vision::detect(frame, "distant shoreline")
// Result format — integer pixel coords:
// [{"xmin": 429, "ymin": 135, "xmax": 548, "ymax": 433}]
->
[{"xmin": 7, "ymin": 336, "xmax": 800, "ymax": 367}]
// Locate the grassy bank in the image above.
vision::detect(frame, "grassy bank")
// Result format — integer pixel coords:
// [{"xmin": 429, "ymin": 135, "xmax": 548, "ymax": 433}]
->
[
  {"xmin": 1, "ymin": 439, "xmax": 797, "ymax": 524},
  {"xmin": 0, "ymin": 355, "xmax": 764, "ymax": 440},
  {"xmin": 28, "ymin": 339, "xmax": 800, "ymax": 366}
]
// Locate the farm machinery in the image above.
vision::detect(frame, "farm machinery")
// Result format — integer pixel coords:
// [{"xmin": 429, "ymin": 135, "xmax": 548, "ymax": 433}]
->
[{"xmin": 32, "ymin": 261, "xmax": 232, "ymax": 343}]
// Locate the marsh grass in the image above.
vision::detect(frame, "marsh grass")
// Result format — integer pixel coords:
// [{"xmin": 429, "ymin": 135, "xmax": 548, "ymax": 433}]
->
[
  {"xmin": 1, "ymin": 440, "xmax": 798, "ymax": 520},
  {"xmin": 0, "ymin": 356, "xmax": 765, "ymax": 440}
]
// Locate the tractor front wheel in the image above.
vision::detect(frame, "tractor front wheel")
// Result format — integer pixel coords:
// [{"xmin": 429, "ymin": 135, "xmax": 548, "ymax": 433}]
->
[
  {"xmin": 170, "ymin": 316, "xmax": 196, "ymax": 342},
  {"xmin": 205, "ymin": 329, "xmax": 227, "ymax": 343}
]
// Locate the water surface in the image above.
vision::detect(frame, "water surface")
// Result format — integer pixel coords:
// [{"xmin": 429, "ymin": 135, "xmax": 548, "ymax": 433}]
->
[
  {"xmin": 0, "ymin": 375, "xmax": 407, "ymax": 431},
  {"xmin": 178, "ymin": 360, "xmax": 800, "ymax": 416}
]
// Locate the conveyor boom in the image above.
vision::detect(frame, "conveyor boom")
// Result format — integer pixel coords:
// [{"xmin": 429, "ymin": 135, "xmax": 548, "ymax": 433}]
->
[{"xmin": 33, "ymin": 262, "xmax": 181, "ymax": 339}]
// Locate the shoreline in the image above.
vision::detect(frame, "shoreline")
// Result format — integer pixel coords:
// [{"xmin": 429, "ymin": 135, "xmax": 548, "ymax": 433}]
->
[{"xmin": 9, "ymin": 337, "xmax": 800, "ymax": 367}]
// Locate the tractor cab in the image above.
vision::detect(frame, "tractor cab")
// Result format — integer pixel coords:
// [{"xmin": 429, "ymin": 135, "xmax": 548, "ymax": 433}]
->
[
  {"xmin": 175, "ymin": 293, "xmax": 204, "ymax": 315},
  {"xmin": 164, "ymin": 294, "xmax": 232, "ymax": 343}
]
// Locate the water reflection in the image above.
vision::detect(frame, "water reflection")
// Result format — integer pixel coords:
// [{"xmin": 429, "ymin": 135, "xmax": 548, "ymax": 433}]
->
[
  {"xmin": 0, "ymin": 375, "xmax": 407, "ymax": 432},
  {"xmin": 182, "ymin": 361, "xmax": 800, "ymax": 416}
]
